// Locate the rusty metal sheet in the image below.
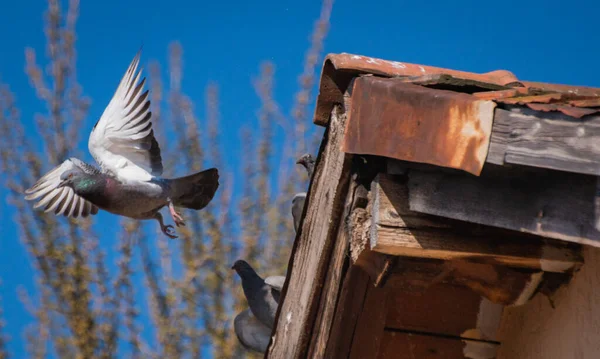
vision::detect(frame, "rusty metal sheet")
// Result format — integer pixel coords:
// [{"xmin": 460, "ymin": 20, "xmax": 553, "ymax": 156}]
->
[
  {"xmin": 313, "ymin": 53, "xmax": 517, "ymax": 126},
  {"xmin": 525, "ymin": 103, "xmax": 600, "ymax": 118},
  {"xmin": 568, "ymin": 98, "xmax": 600, "ymax": 107},
  {"xmin": 342, "ymin": 77, "xmax": 495, "ymax": 176},
  {"xmin": 313, "ymin": 52, "xmax": 600, "ymax": 127},
  {"xmin": 497, "ymin": 93, "xmax": 565, "ymax": 105},
  {"xmin": 520, "ymin": 81, "xmax": 600, "ymax": 97},
  {"xmin": 328, "ymin": 53, "xmax": 519, "ymax": 86},
  {"xmin": 472, "ymin": 88, "xmax": 529, "ymax": 100},
  {"xmin": 387, "ymin": 73, "xmax": 510, "ymax": 91}
]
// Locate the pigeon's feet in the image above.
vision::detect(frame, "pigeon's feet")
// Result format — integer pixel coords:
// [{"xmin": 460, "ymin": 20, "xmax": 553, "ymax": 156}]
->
[
  {"xmin": 154, "ymin": 212, "xmax": 178, "ymax": 239},
  {"xmin": 168, "ymin": 201, "xmax": 186, "ymax": 227},
  {"xmin": 162, "ymin": 224, "xmax": 178, "ymax": 239}
]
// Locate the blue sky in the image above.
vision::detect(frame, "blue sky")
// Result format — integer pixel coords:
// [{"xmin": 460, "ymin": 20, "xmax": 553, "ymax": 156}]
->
[{"xmin": 1, "ymin": 0, "xmax": 599, "ymax": 357}]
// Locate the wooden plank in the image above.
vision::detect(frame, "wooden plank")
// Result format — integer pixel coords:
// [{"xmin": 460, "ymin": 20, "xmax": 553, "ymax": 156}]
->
[
  {"xmin": 307, "ymin": 177, "xmax": 357, "ymax": 357},
  {"xmin": 372, "ymin": 173, "xmax": 584, "ymax": 270},
  {"xmin": 407, "ymin": 165, "xmax": 600, "ymax": 248},
  {"xmin": 385, "ymin": 256, "xmax": 545, "ymax": 306},
  {"xmin": 354, "ymin": 248, "xmax": 396, "ymax": 287},
  {"xmin": 323, "ymin": 266, "xmax": 370, "ymax": 358},
  {"xmin": 491, "ymin": 107, "xmax": 600, "ymax": 176},
  {"xmin": 486, "ymin": 108, "xmax": 510, "ymax": 165},
  {"xmin": 348, "ymin": 284, "xmax": 388, "ymax": 359},
  {"xmin": 377, "ymin": 331, "xmax": 499, "ymax": 359},
  {"xmin": 385, "ymin": 283, "xmax": 503, "ymax": 341},
  {"xmin": 595, "ymin": 177, "xmax": 600, "ymax": 231},
  {"xmin": 267, "ymin": 104, "xmax": 353, "ymax": 358}
]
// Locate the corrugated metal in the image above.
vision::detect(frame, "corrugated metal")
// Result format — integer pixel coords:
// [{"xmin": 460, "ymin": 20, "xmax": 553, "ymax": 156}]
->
[
  {"xmin": 343, "ymin": 77, "xmax": 495, "ymax": 176},
  {"xmin": 314, "ymin": 53, "xmax": 600, "ymax": 125}
]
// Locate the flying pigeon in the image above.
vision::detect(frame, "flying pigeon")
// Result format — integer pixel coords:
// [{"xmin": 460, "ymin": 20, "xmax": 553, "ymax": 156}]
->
[
  {"xmin": 291, "ymin": 192, "xmax": 306, "ymax": 233},
  {"xmin": 232, "ymin": 260, "xmax": 284, "ymax": 329},
  {"xmin": 233, "ymin": 309, "xmax": 272, "ymax": 353},
  {"xmin": 24, "ymin": 51, "xmax": 219, "ymax": 238},
  {"xmin": 296, "ymin": 153, "xmax": 315, "ymax": 178}
]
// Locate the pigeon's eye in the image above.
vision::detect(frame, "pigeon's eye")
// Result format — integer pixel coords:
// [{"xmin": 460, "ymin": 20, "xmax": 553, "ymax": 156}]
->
[{"xmin": 68, "ymin": 173, "xmax": 73, "ymax": 179}]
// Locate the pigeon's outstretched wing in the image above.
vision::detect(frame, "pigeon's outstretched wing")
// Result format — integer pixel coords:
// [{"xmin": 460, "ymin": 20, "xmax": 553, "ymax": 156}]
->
[
  {"xmin": 234, "ymin": 309, "xmax": 271, "ymax": 353},
  {"xmin": 25, "ymin": 158, "xmax": 99, "ymax": 218},
  {"xmin": 88, "ymin": 51, "xmax": 163, "ymax": 181}
]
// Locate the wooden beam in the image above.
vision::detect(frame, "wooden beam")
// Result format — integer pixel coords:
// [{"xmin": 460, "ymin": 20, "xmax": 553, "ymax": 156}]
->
[
  {"xmin": 371, "ymin": 172, "xmax": 584, "ymax": 270},
  {"xmin": 323, "ymin": 266, "xmax": 371, "ymax": 359},
  {"xmin": 267, "ymin": 104, "xmax": 353, "ymax": 358},
  {"xmin": 489, "ymin": 107, "xmax": 600, "ymax": 176},
  {"xmin": 307, "ymin": 175, "xmax": 357, "ymax": 357},
  {"xmin": 377, "ymin": 330, "xmax": 499, "ymax": 359},
  {"xmin": 385, "ymin": 281, "xmax": 504, "ymax": 341},
  {"xmin": 348, "ymin": 284, "xmax": 388, "ymax": 359},
  {"xmin": 385, "ymin": 257, "xmax": 546, "ymax": 306},
  {"xmin": 407, "ymin": 166, "xmax": 600, "ymax": 248}
]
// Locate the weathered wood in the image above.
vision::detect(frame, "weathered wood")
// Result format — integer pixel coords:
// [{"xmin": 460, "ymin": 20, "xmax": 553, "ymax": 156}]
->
[
  {"xmin": 377, "ymin": 330, "xmax": 499, "ymax": 359},
  {"xmin": 386, "ymin": 257, "xmax": 546, "ymax": 306},
  {"xmin": 348, "ymin": 284, "xmax": 388, "ymax": 359},
  {"xmin": 385, "ymin": 282, "xmax": 504, "ymax": 341},
  {"xmin": 354, "ymin": 248, "xmax": 396, "ymax": 287},
  {"xmin": 323, "ymin": 266, "xmax": 371, "ymax": 358},
  {"xmin": 595, "ymin": 177, "xmax": 600, "ymax": 231},
  {"xmin": 372, "ymin": 173, "xmax": 584, "ymax": 270},
  {"xmin": 407, "ymin": 165, "xmax": 600, "ymax": 247},
  {"xmin": 490, "ymin": 107, "xmax": 600, "ymax": 176},
  {"xmin": 307, "ymin": 177, "xmax": 357, "ymax": 358},
  {"xmin": 346, "ymin": 176, "xmax": 397, "ymax": 287},
  {"xmin": 486, "ymin": 108, "xmax": 510, "ymax": 165},
  {"xmin": 267, "ymin": 105, "xmax": 353, "ymax": 358}
]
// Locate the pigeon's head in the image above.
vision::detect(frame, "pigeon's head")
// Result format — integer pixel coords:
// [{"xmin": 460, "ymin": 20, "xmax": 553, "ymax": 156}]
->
[
  {"xmin": 231, "ymin": 259, "xmax": 257, "ymax": 278},
  {"xmin": 296, "ymin": 153, "xmax": 315, "ymax": 168},
  {"xmin": 58, "ymin": 168, "xmax": 86, "ymax": 189}
]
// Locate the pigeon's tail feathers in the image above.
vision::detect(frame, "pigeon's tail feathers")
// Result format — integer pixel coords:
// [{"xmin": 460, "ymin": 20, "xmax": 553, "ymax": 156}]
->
[{"xmin": 169, "ymin": 168, "xmax": 219, "ymax": 210}]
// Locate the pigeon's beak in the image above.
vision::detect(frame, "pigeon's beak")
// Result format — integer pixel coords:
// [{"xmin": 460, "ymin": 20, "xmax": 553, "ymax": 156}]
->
[
  {"xmin": 296, "ymin": 158, "xmax": 303, "ymax": 165},
  {"xmin": 57, "ymin": 179, "xmax": 67, "ymax": 188}
]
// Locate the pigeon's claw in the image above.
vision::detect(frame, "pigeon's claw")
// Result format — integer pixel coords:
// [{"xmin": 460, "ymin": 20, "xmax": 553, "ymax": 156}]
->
[
  {"xmin": 154, "ymin": 212, "xmax": 178, "ymax": 239},
  {"xmin": 168, "ymin": 201, "xmax": 186, "ymax": 227},
  {"xmin": 163, "ymin": 224, "xmax": 178, "ymax": 239}
]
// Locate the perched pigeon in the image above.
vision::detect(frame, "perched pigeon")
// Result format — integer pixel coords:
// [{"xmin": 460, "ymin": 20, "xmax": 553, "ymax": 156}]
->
[
  {"xmin": 291, "ymin": 154, "xmax": 315, "ymax": 233},
  {"xmin": 234, "ymin": 309, "xmax": 272, "ymax": 353},
  {"xmin": 232, "ymin": 260, "xmax": 284, "ymax": 329},
  {"xmin": 24, "ymin": 51, "xmax": 219, "ymax": 238},
  {"xmin": 296, "ymin": 153, "xmax": 315, "ymax": 178},
  {"xmin": 291, "ymin": 192, "xmax": 306, "ymax": 233}
]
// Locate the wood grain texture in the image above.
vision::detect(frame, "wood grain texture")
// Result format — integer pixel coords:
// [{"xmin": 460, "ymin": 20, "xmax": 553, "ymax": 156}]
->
[
  {"xmin": 385, "ymin": 282, "xmax": 503, "ymax": 341},
  {"xmin": 307, "ymin": 178, "xmax": 357, "ymax": 358},
  {"xmin": 377, "ymin": 330, "xmax": 499, "ymax": 359},
  {"xmin": 267, "ymin": 104, "xmax": 352, "ymax": 358},
  {"xmin": 495, "ymin": 107, "xmax": 600, "ymax": 176},
  {"xmin": 348, "ymin": 284, "xmax": 388, "ymax": 359},
  {"xmin": 385, "ymin": 256, "xmax": 545, "ymax": 306},
  {"xmin": 372, "ymin": 173, "xmax": 583, "ymax": 271},
  {"xmin": 323, "ymin": 266, "xmax": 371, "ymax": 359},
  {"xmin": 407, "ymin": 165, "xmax": 600, "ymax": 247}
]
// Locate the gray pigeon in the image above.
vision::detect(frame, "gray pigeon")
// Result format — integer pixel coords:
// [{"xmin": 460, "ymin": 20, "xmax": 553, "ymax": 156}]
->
[
  {"xmin": 232, "ymin": 260, "xmax": 284, "ymax": 329},
  {"xmin": 296, "ymin": 153, "xmax": 315, "ymax": 178},
  {"xmin": 24, "ymin": 51, "xmax": 219, "ymax": 238},
  {"xmin": 291, "ymin": 192, "xmax": 306, "ymax": 233},
  {"xmin": 233, "ymin": 309, "xmax": 272, "ymax": 353},
  {"xmin": 291, "ymin": 153, "xmax": 315, "ymax": 233}
]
